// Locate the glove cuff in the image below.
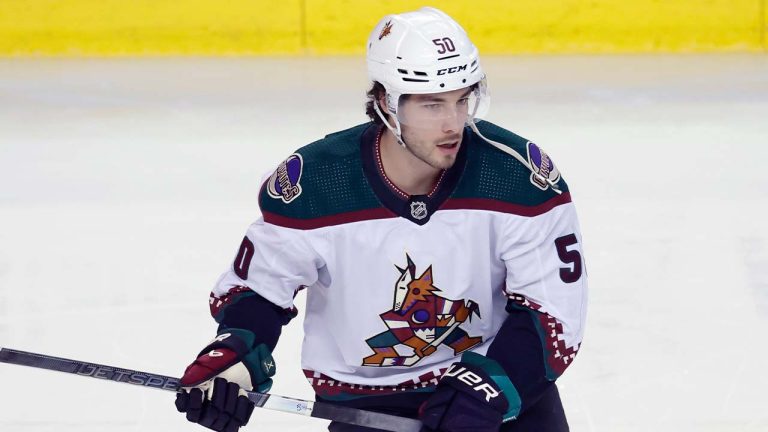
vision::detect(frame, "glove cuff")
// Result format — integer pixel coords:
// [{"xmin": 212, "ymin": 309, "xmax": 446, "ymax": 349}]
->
[
  {"xmin": 197, "ymin": 328, "xmax": 257, "ymax": 358},
  {"xmin": 191, "ymin": 328, "xmax": 276, "ymax": 393},
  {"xmin": 459, "ymin": 351, "xmax": 522, "ymax": 421},
  {"xmin": 441, "ymin": 361, "xmax": 509, "ymax": 416},
  {"xmin": 243, "ymin": 343, "xmax": 275, "ymax": 392}
]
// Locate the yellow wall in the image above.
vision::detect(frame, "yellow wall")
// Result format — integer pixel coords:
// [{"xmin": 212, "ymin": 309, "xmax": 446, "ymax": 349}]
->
[
  {"xmin": 763, "ymin": 0, "xmax": 768, "ymax": 49},
  {"xmin": 1, "ymin": 0, "xmax": 766, "ymax": 56}
]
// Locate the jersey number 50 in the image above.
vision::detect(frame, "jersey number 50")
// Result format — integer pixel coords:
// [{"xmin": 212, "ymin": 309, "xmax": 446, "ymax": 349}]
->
[{"xmin": 555, "ymin": 234, "xmax": 582, "ymax": 283}]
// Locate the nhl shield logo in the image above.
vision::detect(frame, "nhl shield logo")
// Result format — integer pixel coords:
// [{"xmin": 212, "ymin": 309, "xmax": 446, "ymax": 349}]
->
[
  {"xmin": 267, "ymin": 153, "xmax": 304, "ymax": 204},
  {"xmin": 410, "ymin": 201, "xmax": 428, "ymax": 220}
]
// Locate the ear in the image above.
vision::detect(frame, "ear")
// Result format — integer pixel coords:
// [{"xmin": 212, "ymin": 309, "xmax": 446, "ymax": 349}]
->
[{"xmin": 418, "ymin": 266, "xmax": 433, "ymax": 283}]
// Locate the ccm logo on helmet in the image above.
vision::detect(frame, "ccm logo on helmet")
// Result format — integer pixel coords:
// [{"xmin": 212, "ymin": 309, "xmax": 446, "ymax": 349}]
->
[{"xmin": 437, "ymin": 64, "xmax": 468, "ymax": 75}]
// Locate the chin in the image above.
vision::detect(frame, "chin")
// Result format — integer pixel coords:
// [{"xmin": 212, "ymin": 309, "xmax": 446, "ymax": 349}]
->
[{"xmin": 433, "ymin": 158, "xmax": 456, "ymax": 170}]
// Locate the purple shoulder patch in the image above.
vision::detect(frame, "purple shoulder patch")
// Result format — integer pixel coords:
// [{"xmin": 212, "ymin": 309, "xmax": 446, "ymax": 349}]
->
[
  {"xmin": 267, "ymin": 153, "xmax": 304, "ymax": 203},
  {"xmin": 526, "ymin": 142, "xmax": 561, "ymax": 190}
]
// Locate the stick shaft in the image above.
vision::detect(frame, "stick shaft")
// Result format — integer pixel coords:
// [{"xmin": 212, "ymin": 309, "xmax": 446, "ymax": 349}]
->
[{"xmin": 0, "ymin": 347, "xmax": 422, "ymax": 432}]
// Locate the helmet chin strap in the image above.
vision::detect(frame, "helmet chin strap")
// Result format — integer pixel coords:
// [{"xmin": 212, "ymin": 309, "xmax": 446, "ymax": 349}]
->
[
  {"xmin": 373, "ymin": 100, "xmax": 408, "ymax": 149},
  {"xmin": 468, "ymin": 121, "xmax": 562, "ymax": 195},
  {"xmin": 376, "ymin": 100, "xmax": 552, "ymax": 193}
]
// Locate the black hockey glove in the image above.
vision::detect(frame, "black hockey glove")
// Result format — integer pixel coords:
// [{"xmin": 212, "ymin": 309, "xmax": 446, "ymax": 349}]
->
[
  {"xmin": 175, "ymin": 328, "xmax": 276, "ymax": 432},
  {"xmin": 419, "ymin": 352, "xmax": 515, "ymax": 432}
]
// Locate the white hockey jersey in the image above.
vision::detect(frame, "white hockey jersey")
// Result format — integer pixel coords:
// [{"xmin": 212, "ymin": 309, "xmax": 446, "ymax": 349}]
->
[{"xmin": 210, "ymin": 121, "xmax": 587, "ymax": 399}]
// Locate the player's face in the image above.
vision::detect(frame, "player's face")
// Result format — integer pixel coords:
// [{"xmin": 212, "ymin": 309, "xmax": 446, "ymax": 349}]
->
[{"xmin": 398, "ymin": 87, "xmax": 471, "ymax": 170}]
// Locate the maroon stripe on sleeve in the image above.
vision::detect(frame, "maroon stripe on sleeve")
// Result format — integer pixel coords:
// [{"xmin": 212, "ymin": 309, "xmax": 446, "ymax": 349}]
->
[
  {"xmin": 263, "ymin": 207, "xmax": 397, "ymax": 230},
  {"xmin": 440, "ymin": 192, "xmax": 572, "ymax": 216}
]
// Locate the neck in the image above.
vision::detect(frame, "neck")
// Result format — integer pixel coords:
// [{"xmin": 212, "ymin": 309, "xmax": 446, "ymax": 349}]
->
[{"xmin": 379, "ymin": 127, "xmax": 442, "ymax": 196}]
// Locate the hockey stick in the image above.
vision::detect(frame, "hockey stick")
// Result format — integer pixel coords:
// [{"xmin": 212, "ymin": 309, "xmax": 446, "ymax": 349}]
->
[{"xmin": 0, "ymin": 347, "xmax": 423, "ymax": 432}]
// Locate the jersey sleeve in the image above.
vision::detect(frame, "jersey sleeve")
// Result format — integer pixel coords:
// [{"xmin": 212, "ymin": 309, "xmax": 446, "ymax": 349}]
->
[
  {"xmin": 207, "ymin": 168, "xmax": 326, "ymax": 349},
  {"xmin": 486, "ymin": 197, "xmax": 587, "ymax": 414},
  {"xmin": 212, "ymin": 215, "xmax": 324, "ymax": 310}
]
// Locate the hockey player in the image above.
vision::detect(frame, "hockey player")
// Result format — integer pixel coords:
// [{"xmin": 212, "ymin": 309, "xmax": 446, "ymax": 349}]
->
[{"xmin": 175, "ymin": 7, "xmax": 587, "ymax": 432}]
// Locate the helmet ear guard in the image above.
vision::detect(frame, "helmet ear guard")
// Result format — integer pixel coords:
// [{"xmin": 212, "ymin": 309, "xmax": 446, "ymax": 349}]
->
[
  {"xmin": 385, "ymin": 92, "xmax": 398, "ymax": 116},
  {"xmin": 372, "ymin": 91, "xmax": 405, "ymax": 147}
]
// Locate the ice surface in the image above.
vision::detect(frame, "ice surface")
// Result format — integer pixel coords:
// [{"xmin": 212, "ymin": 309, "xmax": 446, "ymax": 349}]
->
[{"xmin": 1, "ymin": 55, "xmax": 767, "ymax": 431}]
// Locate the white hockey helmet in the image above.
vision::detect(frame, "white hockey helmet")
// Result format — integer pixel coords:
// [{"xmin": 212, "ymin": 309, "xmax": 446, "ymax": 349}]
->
[{"xmin": 366, "ymin": 7, "xmax": 489, "ymax": 140}]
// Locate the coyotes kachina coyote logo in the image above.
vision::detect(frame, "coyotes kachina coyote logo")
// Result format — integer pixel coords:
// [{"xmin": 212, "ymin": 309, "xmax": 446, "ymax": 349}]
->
[{"xmin": 362, "ymin": 254, "xmax": 483, "ymax": 367}]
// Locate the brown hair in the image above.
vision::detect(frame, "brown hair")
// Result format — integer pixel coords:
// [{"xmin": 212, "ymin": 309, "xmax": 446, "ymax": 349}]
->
[{"xmin": 365, "ymin": 81, "xmax": 388, "ymax": 124}]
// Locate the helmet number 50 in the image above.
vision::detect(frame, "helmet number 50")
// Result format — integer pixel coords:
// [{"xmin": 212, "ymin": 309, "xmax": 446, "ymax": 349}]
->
[
  {"xmin": 432, "ymin": 37, "xmax": 456, "ymax": 54},
  {"xmin": 555, "ymin": 234, "xmax": 582, "ymax": 283}
]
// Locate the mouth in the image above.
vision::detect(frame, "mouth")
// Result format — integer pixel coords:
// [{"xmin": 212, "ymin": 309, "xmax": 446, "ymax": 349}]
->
[
  {"xmin": 436, "ymin": 141, "xmax": 459, "ymax": 155},
  {"xmin": 437, "ymin": 141, "xmax": 458, "ymax": 150}
]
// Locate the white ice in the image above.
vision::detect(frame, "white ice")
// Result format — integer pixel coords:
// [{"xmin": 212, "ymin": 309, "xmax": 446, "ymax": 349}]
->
[{"xmin": 1, "ymin": 55, "xmax": 767, "ymax": 431}]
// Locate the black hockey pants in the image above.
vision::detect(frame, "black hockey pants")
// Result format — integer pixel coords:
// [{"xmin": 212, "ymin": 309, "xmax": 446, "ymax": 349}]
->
[{"xmin": 322, "ymin": 383, "xmax": 569, "ymax": 432}]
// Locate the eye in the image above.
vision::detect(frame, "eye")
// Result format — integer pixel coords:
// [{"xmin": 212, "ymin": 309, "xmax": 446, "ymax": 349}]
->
[
  {"xmin": 457, "ymin": 98, "xmax": 469, "ymax": 106},
  {"xmin": 423, "ymin": 104, "xmax": 441, "ymax": 110}
]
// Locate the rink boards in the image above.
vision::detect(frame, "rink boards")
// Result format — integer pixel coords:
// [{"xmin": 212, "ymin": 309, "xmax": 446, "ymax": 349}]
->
[{"xmin": 0, "ymin": 0, "xmax": 766, "ymax": 55}]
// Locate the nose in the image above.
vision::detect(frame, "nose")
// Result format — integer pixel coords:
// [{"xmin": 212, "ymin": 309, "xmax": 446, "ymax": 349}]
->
[{"xmin": 441, "ymin": 109, "xmax": 463, "ymax": 133}]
